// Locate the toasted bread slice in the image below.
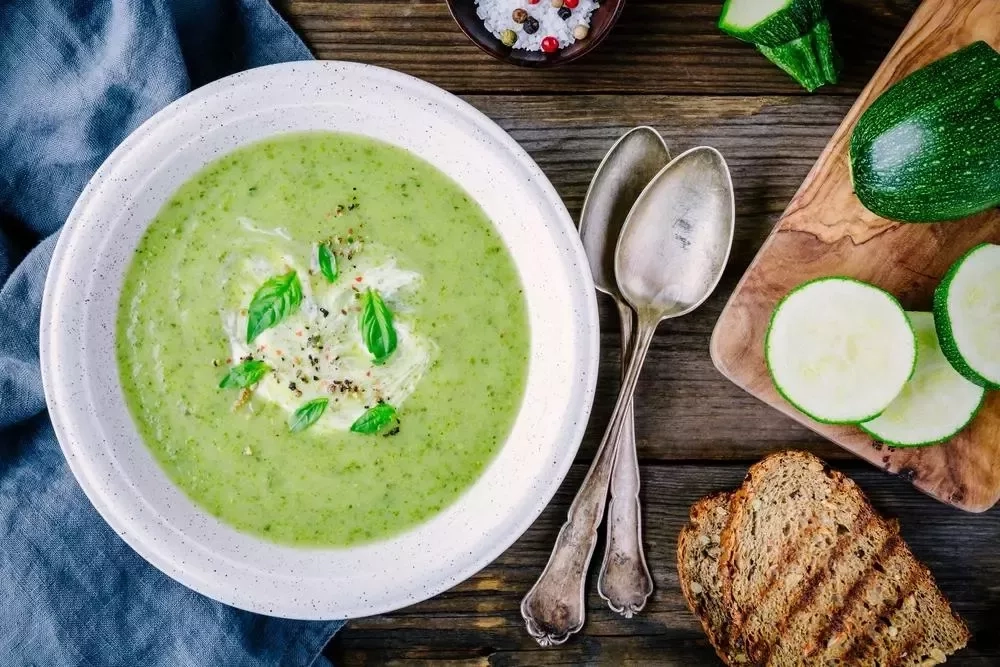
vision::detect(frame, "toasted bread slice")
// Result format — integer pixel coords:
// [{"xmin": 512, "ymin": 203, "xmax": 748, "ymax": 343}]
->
[
  {"xmin": 677, "ymin": 492, "xmax": 748, "ymax": 664},
  {"xmin": 823, "ymin": 533, "xmax": 971, "ymax": 666},
  {"xmin": 718, "ymin": 451, "xmax": 969, "ymax": 667}
]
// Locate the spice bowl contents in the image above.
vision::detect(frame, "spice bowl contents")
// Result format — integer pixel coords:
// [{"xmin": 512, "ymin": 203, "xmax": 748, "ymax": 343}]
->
[
  {"xmin": 446, "ymin": 0, "xmax": 621, "ymax": 66},
  {"xmin": 475, "ymin": 0, "xmax": 597, "ymax": 52}
]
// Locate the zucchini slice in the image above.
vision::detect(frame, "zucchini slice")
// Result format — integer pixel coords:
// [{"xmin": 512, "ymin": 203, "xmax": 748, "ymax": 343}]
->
[
  {"xmin": 933, "ymin": 243, "xmax": 1000, "ymax": 388},
  {"xmin": 850, "ymin": 41, "xmax": 1000, "ymax": 222},
  {"xmin": 718, "ymin": 0, "xmax": 840, "ymax": 91},
  {"xmin": 766, "ymin": 277, "xmax": 916, "ymax": 425},
  {"xmin": 861, "ymin": 312, "xmax": 985, "ymax": 447}
]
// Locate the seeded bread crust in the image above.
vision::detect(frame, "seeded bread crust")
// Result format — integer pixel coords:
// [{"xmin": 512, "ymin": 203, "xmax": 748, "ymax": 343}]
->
[
  {"xmin": 677, "ymin": 492, "xmax": 744, "ymax": 664},
  {"xmin": 682, "ymin": 451, "xmax": 969, "ymax": 667}
]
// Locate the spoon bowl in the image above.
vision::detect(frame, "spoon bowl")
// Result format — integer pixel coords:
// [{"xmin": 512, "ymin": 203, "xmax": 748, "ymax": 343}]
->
[
  {"xmin": 615, "ymin": 146, "xmax": 735, "ymax": 322},
  {"xmin": 581, "ymin": 126, "xmax": 670, "ymax": 617},
  {"xmin": 580, "ymin": 126, "xmax": 671, "ymax": 297},
  {"xmin": 521, "ymin": 144, "xmax": 733, "ymax": 645}
]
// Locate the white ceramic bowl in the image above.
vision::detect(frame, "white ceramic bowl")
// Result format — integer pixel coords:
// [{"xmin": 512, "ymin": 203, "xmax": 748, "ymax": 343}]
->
[{"xmin": 39, "ymin": 62, "xmax": 599, "ymax": 620}]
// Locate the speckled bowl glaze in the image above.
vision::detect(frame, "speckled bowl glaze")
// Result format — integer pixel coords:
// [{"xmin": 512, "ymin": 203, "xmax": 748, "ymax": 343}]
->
[{"xmin": 40, "ymin": 61, "xmax": 599, "ymax": 620}]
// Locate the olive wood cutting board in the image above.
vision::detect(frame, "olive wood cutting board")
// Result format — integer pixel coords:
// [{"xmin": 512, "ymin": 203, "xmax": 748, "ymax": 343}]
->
[{"xmin": 710, "ymin": 0, "xmax": 1000, "ymax": 512}]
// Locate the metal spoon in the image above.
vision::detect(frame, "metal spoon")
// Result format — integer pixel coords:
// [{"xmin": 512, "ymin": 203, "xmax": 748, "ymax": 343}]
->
[
  {"xmin": 521, "ymin": 146, "xmax": 734, "ymax": 646},
  {"xmin": 578, "ymin": 127, "xmax": 670, "ymax": 618}
]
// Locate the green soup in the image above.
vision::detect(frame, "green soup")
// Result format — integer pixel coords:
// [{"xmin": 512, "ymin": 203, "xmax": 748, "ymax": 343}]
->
[{"xmin": 116, "ymin": 132, "xmax": 530, "ymax": 546}]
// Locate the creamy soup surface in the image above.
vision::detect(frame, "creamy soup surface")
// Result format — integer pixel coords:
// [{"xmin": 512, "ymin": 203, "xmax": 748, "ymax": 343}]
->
[{"xmin": 116, "ymin": 132, "xmax": 530, "ymax": 546}]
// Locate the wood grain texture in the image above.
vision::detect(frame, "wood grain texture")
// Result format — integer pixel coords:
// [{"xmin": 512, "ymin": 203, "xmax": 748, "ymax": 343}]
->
[
  {"xmin": 330, "ymin": 462, "xmax": 1000, "ymax": 665},
  {"xmin": 276, "ymin": 0, "xmax": 1000, "ymax": 662},
  {"xmin": 711, "ymin": 0, "xmax": 1000, "ymax": 512},
  {"xmin": 275, "ymin": 0, "xmax": 918, "ymax": 95},
  {"xmin": 466, "ymin": 95, "xmax": 855, "ymax": 463}
]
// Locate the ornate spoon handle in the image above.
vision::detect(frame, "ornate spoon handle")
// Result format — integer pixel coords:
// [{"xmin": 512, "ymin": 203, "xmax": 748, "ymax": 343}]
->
[
  {"xmin": 597, "ymin": 300, "xmax": 653, "ymax": 617},
  {"xmin": 520, "ymin": 323, "xmax": 657, "ymax": 646},
  {"xmin": 519, "ymin": 433, "xmax": 616, "ymax": 646}
]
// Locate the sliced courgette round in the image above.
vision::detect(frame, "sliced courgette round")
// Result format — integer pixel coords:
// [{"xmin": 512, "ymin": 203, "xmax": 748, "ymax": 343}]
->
[
  {"xmin": 861, "ymin": 312, "xmax": 985, "ymax": 447},
  {"xmin": 766, "ymin": 277, "xmax": 917, "ymax": 425},
  {"xmin": 933, "ymin": 243, "xmax": 1000, "ymax": 389}
]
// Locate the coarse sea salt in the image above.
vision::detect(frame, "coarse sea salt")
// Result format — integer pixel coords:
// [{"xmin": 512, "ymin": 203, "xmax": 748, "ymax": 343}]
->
[{"xmin": 475, "ymin": 0, "xmax": 599, "ymax": 52}]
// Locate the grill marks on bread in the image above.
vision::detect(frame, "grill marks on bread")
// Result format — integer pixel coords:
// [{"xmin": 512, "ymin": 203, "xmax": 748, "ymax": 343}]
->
[
  {"xmin": 677, "ymin": 451, "xmax": 969, "ymax": 666},
  {"xmin": 763, "ymin": 510, "xmax": 885, "ymax": 665},
  {"xmin": 811, "ymin": 530, "xmax": 901, "ymax": 659},
  {"xmin": 834, "ymin": 539, "xmax": 921, "ymax": 664},
  {"xmin": 721, "ymin": 452, "xmax": 857, "ymax": 661}
]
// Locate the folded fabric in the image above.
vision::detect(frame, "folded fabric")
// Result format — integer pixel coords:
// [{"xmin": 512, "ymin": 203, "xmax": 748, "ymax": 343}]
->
[{"xmin": 0, "ymin": 1, "xmax": 344, "ymax": 664}]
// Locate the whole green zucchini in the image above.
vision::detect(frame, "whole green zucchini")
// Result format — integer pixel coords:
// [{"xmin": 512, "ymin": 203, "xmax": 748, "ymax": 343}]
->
[{"xmin": 850, "ymin": 41, "xmax": 1000, "ymax": 222}]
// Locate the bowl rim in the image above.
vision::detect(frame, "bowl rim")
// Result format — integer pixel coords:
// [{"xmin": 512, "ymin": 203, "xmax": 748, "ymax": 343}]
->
[
  {"xmin": 39, "ymin": 60, "xmax": 600, "ymax": 619},
  {"xmin": 445, "ymin": 0, "xmax": 626, "ymax": 68}
]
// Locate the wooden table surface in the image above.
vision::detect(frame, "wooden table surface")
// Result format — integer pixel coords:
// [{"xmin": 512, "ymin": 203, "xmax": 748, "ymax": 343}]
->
[{"xmin": 274, "ymin": 1, "xmax": 1000, "ymax": 664}]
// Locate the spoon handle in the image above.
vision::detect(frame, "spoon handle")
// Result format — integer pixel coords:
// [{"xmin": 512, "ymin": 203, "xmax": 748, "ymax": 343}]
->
[
  {"xmin": 521, "ymin": 322, "xmax": 657, "ymax": 646},
  {"xmin": 597, "ymin": 301, "xmax": 653, "ymax": 617}
]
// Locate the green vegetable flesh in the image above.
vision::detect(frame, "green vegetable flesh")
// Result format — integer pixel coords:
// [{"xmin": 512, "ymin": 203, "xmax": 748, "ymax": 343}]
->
[
  {"xmin": 860, "ymin": 312, "xmax": 985, "ymax": 447},
  {"xmin": 718, "ymin": 0, "xmax": 822, "ymax": 46},
  {"xmin": 765, "ymin": 277, "xmax": 916, "ymax": 425},
  {"xmin": 850, "ymin": 41, "xmax": 1000, "ymax": 222},
  {"xmin": 757, "ymin": 19, "xmax": 840, "ymax": 92},
  {"xmin": 718, "ymin": 0, "xmax": 839, "ymax": 91},
  {"xmin": 933, "ymin": 243, "xmax": 1000, "ymax": 389}
]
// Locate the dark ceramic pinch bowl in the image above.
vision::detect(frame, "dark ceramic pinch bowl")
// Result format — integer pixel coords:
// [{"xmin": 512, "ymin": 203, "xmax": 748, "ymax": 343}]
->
[{"xmin": 446, "ymin": 0, "xmax": 625, "ymax": 68}]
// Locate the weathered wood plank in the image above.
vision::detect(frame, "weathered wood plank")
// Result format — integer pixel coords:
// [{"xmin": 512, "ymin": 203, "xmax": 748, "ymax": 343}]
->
[
  {"xmin": 459, "ymin": 95, "xmax": 854, "ymax": 461},
  {"xmin": 329, "ymin": 461, "xmax": 1000, "ymax": 664},
  {"xmin": 278, "ymin": 0, "xmax": 918, "ymax": 95}
]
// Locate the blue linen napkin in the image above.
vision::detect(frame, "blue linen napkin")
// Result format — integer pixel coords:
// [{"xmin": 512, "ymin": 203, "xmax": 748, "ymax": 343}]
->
[{"xmin": 0, "ymin": 1, "xmax": 345, "ymax": 664}]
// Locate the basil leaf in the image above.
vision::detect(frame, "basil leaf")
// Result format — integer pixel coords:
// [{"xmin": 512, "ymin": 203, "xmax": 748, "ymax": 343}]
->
[
  {"xmin": 359, "ymin": 288, "xmax": 397, "ymax": 364},
  {"xmin": 246, "ymin": 270, "xmax": 303, "ymax": 343},
  {"xmin": 317, "ymin": 243, "xmax": 338, "ymax": 283},
  {"xmin": 289, "ymin": 397, "xmax": 328, "ymax": 433},
  {"xmin": 350, "ymin": 403, "xmax": 398, "ymax": 434},
  {"xmin": 218, "ymin": 359, "xmax": 270, "ymax": 389}
]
